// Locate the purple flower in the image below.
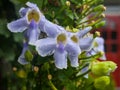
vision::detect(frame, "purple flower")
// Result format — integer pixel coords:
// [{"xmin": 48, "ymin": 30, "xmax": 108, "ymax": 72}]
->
[
  {"xmin": 87, "ymin": 37, "xmax": 106, "ymax": 60},
  {"xmin": 7, "ymin": 2, "xmax": 43, "ymax": 45},
  {"xmin": 35, "ymin": 27, "xmax": 93, "ymax": 69},
  {"xmin": 67, "ymin": 27, "xmax": 94, "ymax": 51},
  {"xmin": 7, "ymin": 2, "xmax": 64, "ymax": 45}
]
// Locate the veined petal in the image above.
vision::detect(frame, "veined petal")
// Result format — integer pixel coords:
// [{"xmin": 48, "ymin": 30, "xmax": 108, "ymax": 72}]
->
[
  {"xmin": 7, "ymin": 17, "xmax": 28, "ymax": 32},
  {"xmin": 54, "ymin": 49, "xmax": 67, "ymax": 69},
  {"xmin": 77, "ymin": 27, "xmax": 92, "ymax": 38},
  {"xmin": 68, "ymin": 55, "xmax": 79, "ymax": 67},
  {"xmin": 79, "ymin": 37, "xmax": 94, "ymax": 51},
  {"xmin": 36, "ymin": 38, "xmax": 56, "ymax": 57},
  {"xmin": 43, "ymin": 20, "xmax": 65, "ymax": 37}
]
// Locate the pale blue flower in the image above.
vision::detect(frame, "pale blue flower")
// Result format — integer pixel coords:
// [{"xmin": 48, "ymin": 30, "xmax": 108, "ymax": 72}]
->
[
  {"xmin": 7, "ymin": 2, "xmax": 64, "ymax": 45},
  {"xmin": 87, "ymin": 37, "xmax": 106, "ymax": 60},
  {"xmin": 68, "ymin": 27, "xmax": 94, "ymax": 51},
  {"xmin": 35, "ymin": 30, "xmax": 80, "ymax": 69},
  {"xmin": 18, "ymin": 41, "xmax": 29, "ymax": 65},
  {"xmin": 35, "ymin": 27, "xmax": 93, "ymax": 69},
  {"xmin": 7, "ymin": 2, "xmax": 42, "ymax": 45}
]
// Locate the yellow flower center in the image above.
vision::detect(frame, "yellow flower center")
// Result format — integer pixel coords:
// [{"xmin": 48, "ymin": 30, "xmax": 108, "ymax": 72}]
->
[
  {"xmin": 27, "ymin": 9, "xmax": 40, "ymax": 23},
  {"xmin": 57, "ymin": 33, "xmax": 67, "ymax": 44},
  {"xmin": 71, "ymin": 35, "xmax": 79, "ymax": 43}
]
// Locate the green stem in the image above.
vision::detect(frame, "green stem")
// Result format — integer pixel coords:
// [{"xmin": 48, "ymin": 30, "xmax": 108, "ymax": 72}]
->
[
  {"xmin": 49, "ymin": 80, "xmax": 58, "ymax": 90},
  {"xmin": 76, "ymin": 69, "xmax": 91, "ymax": 79}
]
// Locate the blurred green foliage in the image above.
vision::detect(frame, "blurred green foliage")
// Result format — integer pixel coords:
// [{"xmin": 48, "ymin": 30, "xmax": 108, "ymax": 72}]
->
[{"xmin": 0, "ymin": 0, "xmax": 116, "ymax": 90}]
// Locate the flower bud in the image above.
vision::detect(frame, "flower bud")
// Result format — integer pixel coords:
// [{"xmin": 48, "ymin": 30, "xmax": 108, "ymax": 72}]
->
[
  {"xmin": 93, "ymin": 31, "xmax": 100, "ymax": 38},
  {"xmin": 94, "ymin": 76, "xmax": 110, "ymax": 89},
  {"xmin": 94, "ymin": 21, "xmax": 106, "ymax": 29},
  {"xmin": 95, "ymin": 31, "xmax": 100, "ymax": 37},
  {"xmin": 33, "ymin": 66, "xmax": 39, "ymax": 72},
  {"xmin": 13, "ymin": 67, "xmax": 17, "ymax": 71},
  {"xmin": 91, "ymin": 61, "xmax": 117, "ymax": 76},
  {"xmin": 100, "ymin": 13, "xmax": 105, "ymax": 18},
  {"xmin": 48, "ymin": 74, "xmax": 52, "ymax": 80},
  {"xmin": 66, "ymin": 1, "xmax": 70, "ymax": 7},
  {"xmin": 93, "ymin": 5, "xmax": 106, "ymax": 12},
  {"xmin": 105, "ymin": 61, "xmax": 117, "ymax": 72},
  {"xmin": 91, "ymin": 62, "xmax": 108, "ymax": 76}
]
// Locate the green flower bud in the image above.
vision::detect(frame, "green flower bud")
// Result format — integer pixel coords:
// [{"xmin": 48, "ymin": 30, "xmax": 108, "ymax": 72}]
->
[
  {"xmin": 91, "ymin": 61, "xmax": 117, "ymax": 76},
  {"xmin": 105, "ymin": 61, "xmax": 117, "ymax": 72},
  {"xmin": 94, "ymin": 76, "xmax": 110, "ymax": 89},
  {"xmin": 93, "ymin": 5, "xmax": 106, "ymax": 12},
  {"xmin": 91, "ymin": 62, "xmax": 109, "ymax": 76},
  {"xmin": 66, "ymin": 1, "xmax": 71, "ymax": 7},
  {"xmin": 25, "ymin": 50, "xmax": 33, "ymax": 62},
  {"xmin": 94, "ymin": 21, "xmax": 106, "ymax": 29}
]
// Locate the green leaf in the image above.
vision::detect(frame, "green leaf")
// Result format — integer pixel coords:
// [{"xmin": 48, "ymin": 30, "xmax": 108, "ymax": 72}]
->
[
  {"xmin": 65, "ymin": 10, "xmax": 74, "ymax": 20},
  {"xmin": 0, "ymin": 19, "xmax": 10, "ymax": 38},
  {"xmin": 29, "ymin": 0, "xmax": 43, "ymax": 8},
  {"xmin": 60, "ymin": 0, "xmax": 66, "ymax": 5}
]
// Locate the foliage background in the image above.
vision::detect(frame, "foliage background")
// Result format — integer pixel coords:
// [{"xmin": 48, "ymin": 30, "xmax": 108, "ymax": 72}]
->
[{"xmin": 0, "ymin": 0, "xmax": 116, "ymax": 90}]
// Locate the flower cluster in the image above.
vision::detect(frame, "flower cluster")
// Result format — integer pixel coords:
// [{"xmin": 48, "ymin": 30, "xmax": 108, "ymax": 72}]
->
[{"xmin": 7, "ymin": 2, "xmax": 106, "ymax": 69}]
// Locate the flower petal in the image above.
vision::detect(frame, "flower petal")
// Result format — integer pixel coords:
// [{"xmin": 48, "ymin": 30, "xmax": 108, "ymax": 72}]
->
[
  {"xmin": 39, "ymin": 15, "xmax": 47, "ymax": 31},
  {"xmin": 26, "ymin": 2, "xmax": 37, "ymax": 9},
  {"xmin": 36, "ymin": 38, "xmax": 56, "ymax": 57},
  {"xmin": 54, "ymin": 49, "xmax": 67, "ymax": 69},
  {"xmin": 27, "ymin": 20, "xmax": 40, "ymax": 45},
  {"xmin": 43, "ymin": 20, "xmax": 65, "ymax": 37},
  {"xmin": 79, "ymin": 37, "xmax": 94, "ymax": 51},
  {"xmin": 65, "ymin": 40, "xmax": 81, "ymax": 56},
  {"xmin": 7, "ymin": 17, "xmax": 28, "ymax": 32},
  {"xmin": 18, "ymin": 42, "xmax": 29, "ymax": 65},
  {"xmin": 68, "ymin": 55, "xmax": 79, "ymax": 67},
  {"xmin": 81, "ymin": 66, "xmax": 89, "ymax": 78},
  {"xmin": 65, "ymin": 40, "xmax": 80, "ymax": 67},
  {"xmin": 19, "ymin": 7, "xmax": 29, "ymax": 17},
  {"xmin": 18, "ymin": 55, "xmax": 29, "ymax": 65},
  {"xmin": 94, "ymin": 37, "xmax": 106, "ymax": 60},
  {"xmin": 77, "ymin": 27, "xmax": 92, "ymax": 38}
]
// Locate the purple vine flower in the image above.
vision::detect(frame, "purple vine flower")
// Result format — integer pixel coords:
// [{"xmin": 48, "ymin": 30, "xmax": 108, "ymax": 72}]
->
[{"xmin": 35, "ymin": 27, "xmax": 93, "ymax": 69}]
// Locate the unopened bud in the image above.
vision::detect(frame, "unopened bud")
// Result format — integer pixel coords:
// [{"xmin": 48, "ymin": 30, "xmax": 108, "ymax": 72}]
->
[
  {"xmin": 13, "ymin": 67, "xmax": 17, "ymax": 71},
  {"xmin": 33, "ymin": 66, "xmax": 39, "ymax": 72},
  {"xmin": 100, "ymin": 13, "xmax": 105, "ymax": 18},
  {"xmin": 48, "ymin": 74, "xmax": 52, "ymax": 80},
  {"xmin": 94, "ymin": 21, "xmax": 106, "ymax": 29},
  {"xmin": 91, "ymin": 61, "xmax": 117, "ymax": 76},
  {"xmin": 105, "ymin": 61, "xmax": 117, "ymax": 72},
  {"xmin": 93, "ymin": 5, "xmax": 106, "ymax": 12},
  {"xmin": 94, "ymin": 76, "xmax": 110, "ymax": 89},
  {"xmin": 95, "ymin": 31, "xmax": 100, "ymax": 37},
  {"xmin": 66, "ymin": 1, "xmax": 70, "ymax": 7}
]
